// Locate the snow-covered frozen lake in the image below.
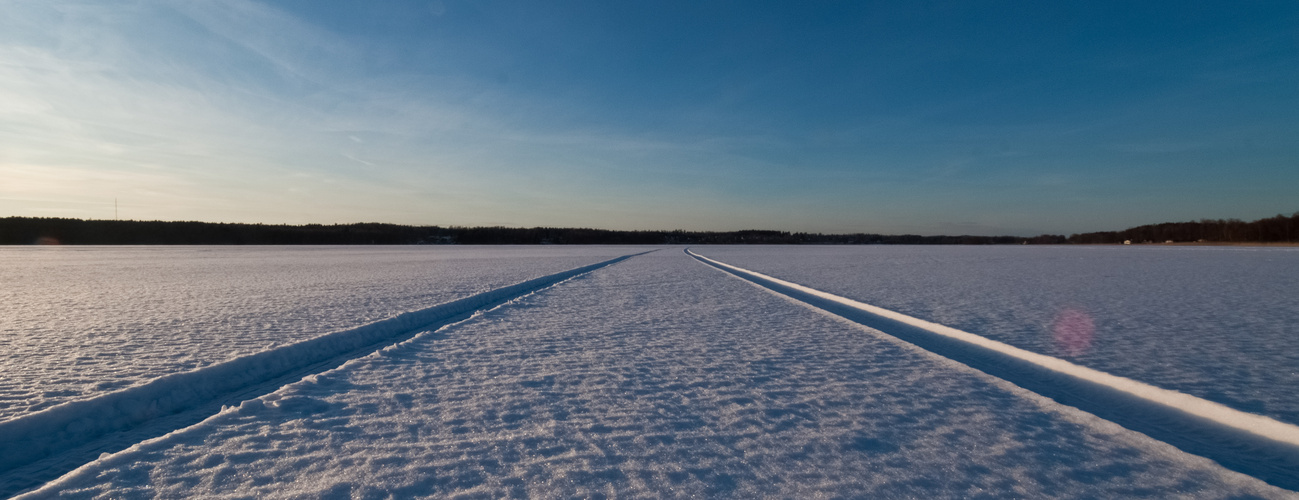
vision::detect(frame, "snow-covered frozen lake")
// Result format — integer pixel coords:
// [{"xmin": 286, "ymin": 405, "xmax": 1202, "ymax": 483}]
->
[
  {"xmin": 2, "ymin": 246, "xmax": 1296, "ymax": 497},
  {"xmin": 0, "ymin": 246, "xmax": 637, "ymax": 422},
  {"xmin": 694, "ymin": 245, "xmax": 1299, "ymax": 427}
]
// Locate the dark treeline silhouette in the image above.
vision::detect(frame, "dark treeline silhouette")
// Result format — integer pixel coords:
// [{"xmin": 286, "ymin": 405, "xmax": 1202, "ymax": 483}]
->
[
  {"xmin": 1, "ymin": 213, "xmax": 1294, "ymax": 245},
  {"xmin": 1066, "ymin": 213, "xmax": 1299, "ymax": 244},
  {"xmin": 1, "ymin": 217, "xmax": 1024, "ymax": 245}
]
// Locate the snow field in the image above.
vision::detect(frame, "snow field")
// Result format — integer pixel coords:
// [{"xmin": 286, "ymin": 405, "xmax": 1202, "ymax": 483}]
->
[
  {"xmin": 688, "ymin": 248, "xmax": 1299, "ymax": 490},
  {"xmin": 20, "ymin": 251, "xmax": 1290, "ymax": 498},
  {"xmin": 0, "ymin": 252, "xmax": 642, "ymax": 495},
  {"xmin": 0, "ymin": 246, "xmax": 639, "ymax": 422},
  {"xmin": 693, "ymin": 245, "xmax": 1299, "ymax": 427}
]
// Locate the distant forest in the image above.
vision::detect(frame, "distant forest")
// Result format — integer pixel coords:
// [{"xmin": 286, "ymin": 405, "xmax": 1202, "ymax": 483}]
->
[
  {"xmin": 1, "ymin": 213, "xmax": 1296, "ymax": 245},
  {"xmin": 1064, "ymin": 213, "xmax": 1299, "ymax": 244}
]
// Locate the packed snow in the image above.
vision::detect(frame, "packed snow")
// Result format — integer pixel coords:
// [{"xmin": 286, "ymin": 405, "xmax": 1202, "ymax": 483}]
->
[
  {"xmin": 687, "ymin": 249, "xmax": 1299, "ymax": 489},
  {"xmin": 0, "ymin": 253, "xmax": 642, "ymax": 492},
  {"xmin": 16, "ymin": 250, "xmax": 1290, "ymax": 498},
  {"xmin": 693, "ymin": 245, "xmax": 1299, "ymax": 428},
  {"xmin": 0, "ymin": 246, "xmax": 638, "ymax": 422}
]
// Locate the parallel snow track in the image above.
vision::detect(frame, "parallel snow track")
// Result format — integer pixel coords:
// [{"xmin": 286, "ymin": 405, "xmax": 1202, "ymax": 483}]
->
[
  {"xmin": 687, "ymin": 248, "xmax": 1299, "ymax": 492},
  {"xmin": 0, "ymin": 251, "xmax": 647, "ymax": 494}
]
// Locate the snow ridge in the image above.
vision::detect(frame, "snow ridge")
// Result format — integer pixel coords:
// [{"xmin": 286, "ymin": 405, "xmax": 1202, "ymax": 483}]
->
[
  {"xmin": 0, "ymin": 252, "xmax": 646, "ymax": 479},
  {"xmin": 687, "ymin": 248, "xmax": 1299, "ymax": 491}
]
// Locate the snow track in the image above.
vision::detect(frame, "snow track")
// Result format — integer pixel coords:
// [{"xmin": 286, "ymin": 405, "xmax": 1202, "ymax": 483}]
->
[
  {"xmin": 687, "ymin": 248, "xmax": 1299, "ymax": 491},
  {"xmin": 0, "ymin": 251, "xmax": 646, "ymax": 496},
  {"xmin": 19, "ymin": 249, "xmax": 1288, "ymax": 498}
]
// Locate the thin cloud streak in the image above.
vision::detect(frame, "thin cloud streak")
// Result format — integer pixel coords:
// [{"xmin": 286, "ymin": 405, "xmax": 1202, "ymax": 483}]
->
[
  {"xmin": 2, "ymin": 1, "xmax": 782, "ymax": 230},
  {"xmin": 2, "ymin": 1, "xmax": 1296, "ymax": 234}
]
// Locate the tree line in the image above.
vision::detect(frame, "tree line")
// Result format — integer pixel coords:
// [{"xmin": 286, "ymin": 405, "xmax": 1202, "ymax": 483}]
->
[
  {"xmin": 0, "ymin": 218, "xmax": 1025, "ymax": 245},
  {"xmin": 0, "ymin": 213, "xmax": 1294, "ymax": 245},
  {"xmin": 1064, "ymin": 213, "xmax": 1299, "ymax": 244}
]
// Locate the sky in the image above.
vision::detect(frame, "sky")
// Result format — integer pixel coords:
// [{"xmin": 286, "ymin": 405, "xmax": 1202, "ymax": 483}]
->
[{"xmin": 1, "ymin": 1, "xmax": 1296, "ymax": 236}]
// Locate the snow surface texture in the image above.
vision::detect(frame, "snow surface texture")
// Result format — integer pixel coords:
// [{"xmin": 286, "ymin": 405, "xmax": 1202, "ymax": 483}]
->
[
  {"xmin": 0, "ymin": 252, "xmax": 643, "ymax": 494},
  {"xmin": 694, "ymin": 245, "xmax": 1299, "ymax": 428},
  {"xmin": 0, "ymin": 246, "xmax": 638, "ymax": 422},
  {"xmin": 687, "ymin": 249, "xmax": 1299, "ymax": 490},
  {"xmin": 19, "ymin": 251, "xmax": 1290, "ymax": 498}
]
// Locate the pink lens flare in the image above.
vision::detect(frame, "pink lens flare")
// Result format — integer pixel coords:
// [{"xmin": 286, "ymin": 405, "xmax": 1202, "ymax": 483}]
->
[{"xmin": 1052, "ymin": 308, "xmax": 1095, "ymax": 357}]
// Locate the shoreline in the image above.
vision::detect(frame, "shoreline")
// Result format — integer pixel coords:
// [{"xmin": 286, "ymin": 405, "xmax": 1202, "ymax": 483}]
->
[{"xmin": 1127, "ymin": 242, "xmax": 1299, "ymax": 247}]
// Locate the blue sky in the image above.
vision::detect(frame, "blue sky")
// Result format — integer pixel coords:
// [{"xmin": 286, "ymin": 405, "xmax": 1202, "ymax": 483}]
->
[{"xmin": 2, "ymin": 1, "xmax": 1296, "ymax": 236}]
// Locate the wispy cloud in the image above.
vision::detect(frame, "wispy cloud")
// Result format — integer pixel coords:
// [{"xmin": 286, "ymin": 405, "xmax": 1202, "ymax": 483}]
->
[
  {"xmin": 0, "ymin": 1, "xmax": 852, "ymax": 228},
  {"xmin": 4, "ymin": 1, "xmax": 1293, "ymax": 233},
  {"xmin": 0, "ymin": 1, "xmax": 487, "ymax": 222}
]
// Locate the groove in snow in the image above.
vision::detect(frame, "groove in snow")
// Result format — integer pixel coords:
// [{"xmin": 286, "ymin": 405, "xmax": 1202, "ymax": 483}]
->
[
  {"xmin": 0, "ymin": 252, "xmax": 647, "ymax": 480},
  {"xmin": 687, "ymin": 248, "xmax": 1299, "ymax": 491}
]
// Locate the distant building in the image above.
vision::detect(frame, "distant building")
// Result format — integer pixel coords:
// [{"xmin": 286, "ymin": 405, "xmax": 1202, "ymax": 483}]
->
[{"xmin": 1123, "ymin": 240, "xmax": 1132, "ymax": 245}]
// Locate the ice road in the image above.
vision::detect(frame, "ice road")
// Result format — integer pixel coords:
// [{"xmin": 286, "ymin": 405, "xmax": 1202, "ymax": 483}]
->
[{"xmin": 6, "ymin": 248, "xmax": 1296, "ymax": 498}]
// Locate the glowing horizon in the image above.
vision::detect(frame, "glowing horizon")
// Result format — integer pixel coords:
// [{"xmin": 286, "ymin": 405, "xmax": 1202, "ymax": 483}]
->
[{"xmin": 3, "ymin": 1, "xmax": 1296, "ymax": 236}]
